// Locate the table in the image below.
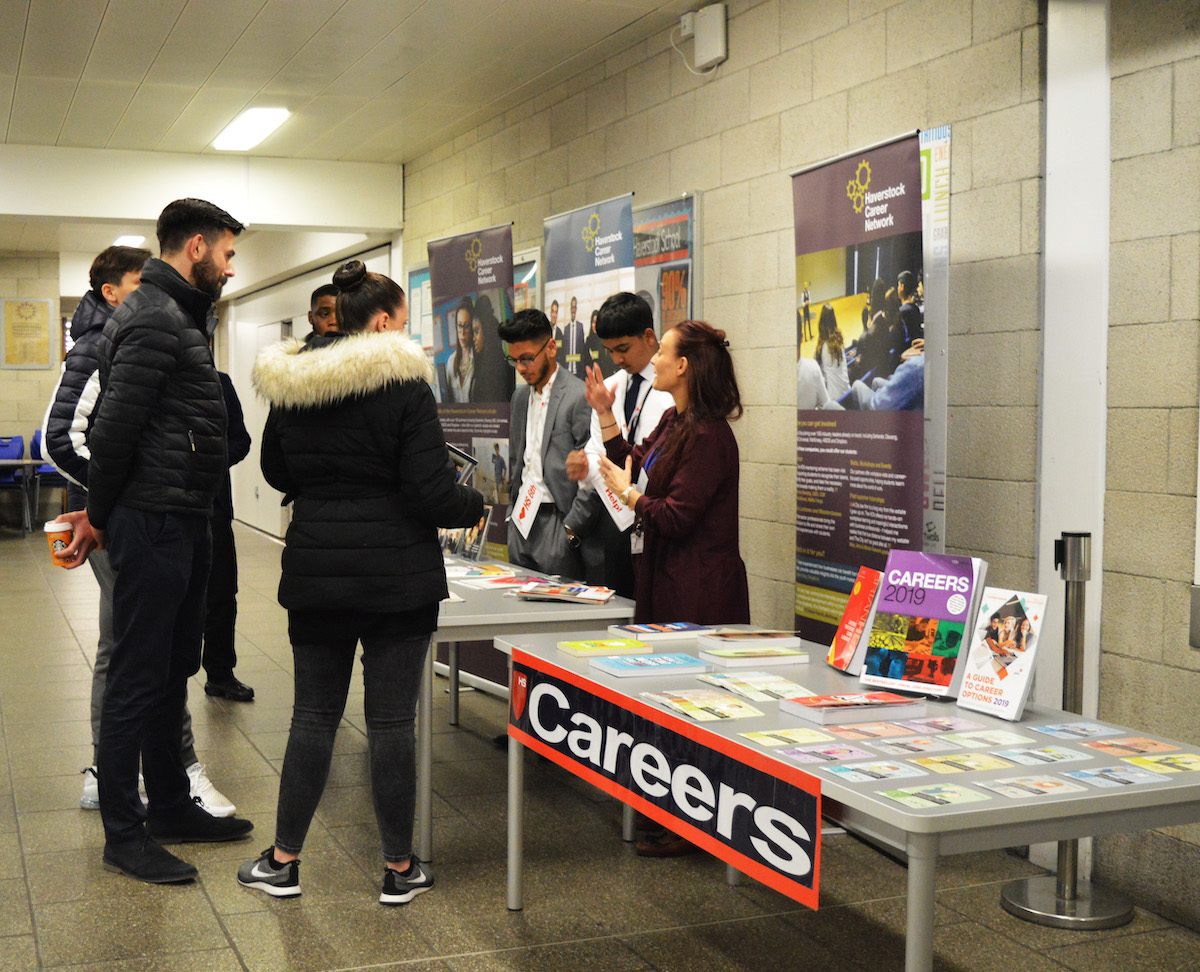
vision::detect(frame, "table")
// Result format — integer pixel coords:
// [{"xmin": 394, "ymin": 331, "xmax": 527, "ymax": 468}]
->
[
  {"xmin": 0, "ymin": 458, "xmax": 40, "ymax": 533},
  {"xmin": 498, "ymin": 629, "xmax": 1200, "ymax": 972},
  {"xmin": 416, "ymin": 573, "xmax": 634, "ymax": 861}
]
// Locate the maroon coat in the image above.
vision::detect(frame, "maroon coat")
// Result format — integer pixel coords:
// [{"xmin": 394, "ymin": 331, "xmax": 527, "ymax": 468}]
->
[{"xmin": 606, "ymin": 408, "xmax": 750, "ymax": 625}]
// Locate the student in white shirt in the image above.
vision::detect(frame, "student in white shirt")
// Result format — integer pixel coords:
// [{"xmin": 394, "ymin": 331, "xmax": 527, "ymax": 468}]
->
[{"xmin": 565, "ymin": 292, "xmax": 672, "ymax": 597}]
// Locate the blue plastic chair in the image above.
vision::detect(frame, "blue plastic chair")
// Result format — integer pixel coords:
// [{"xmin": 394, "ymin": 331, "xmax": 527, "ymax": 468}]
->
[
  {"xmin": 0, "ymin": 434, "xmax": 31, "ymax": 532},
  {"xmin": 30, "ymin": 430, "xmax": 68, "ymax": 519}
]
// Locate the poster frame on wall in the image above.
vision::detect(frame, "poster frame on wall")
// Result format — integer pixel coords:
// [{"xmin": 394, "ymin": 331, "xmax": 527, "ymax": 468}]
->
[
  {"xmin": 512, "ymin": 245, "xmax": 541, "ymax": 316},
  {"xmin": 632, "ymin": 191, "xmax": 703, "ymax": 332},
  {"xmin": 1, "ymin": 298, "xmax": 55, "ymax": 369}
]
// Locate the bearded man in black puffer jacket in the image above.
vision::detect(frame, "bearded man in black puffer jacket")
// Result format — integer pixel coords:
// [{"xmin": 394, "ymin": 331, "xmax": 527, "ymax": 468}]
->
[{"xmin": 84, "ymin": 199, "xmax": 255, "ymax": 884}]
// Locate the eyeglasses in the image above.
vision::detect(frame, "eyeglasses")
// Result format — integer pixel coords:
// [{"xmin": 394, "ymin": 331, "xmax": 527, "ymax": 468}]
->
[{"xmin": 505, "ymin": 337, "xmax": 551, "ymax": 368}]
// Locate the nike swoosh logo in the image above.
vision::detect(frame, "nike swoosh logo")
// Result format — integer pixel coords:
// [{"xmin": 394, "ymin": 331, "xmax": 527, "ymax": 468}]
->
[{"xmin": 250, "ymin": 862, "xmax": 280, "ymax": 879}]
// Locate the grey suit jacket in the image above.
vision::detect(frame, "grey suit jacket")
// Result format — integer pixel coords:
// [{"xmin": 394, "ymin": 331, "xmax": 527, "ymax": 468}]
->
[{"xmin": 508, "ymin": 364, "xmax": 595, "ymax": 534}]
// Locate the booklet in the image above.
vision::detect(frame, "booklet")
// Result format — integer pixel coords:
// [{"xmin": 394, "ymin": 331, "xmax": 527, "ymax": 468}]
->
[
  {"xmin": 515, "ymin": 582, "xmax": 615, "ymax": 603},
  {"xmin": 557, "ymin": 638, "xmax": 650, "ymax": 657},
  {"xmin": 608, "ymin": 621, "xmax": 715, "ymax": 641},
  {"xmin": 697, "ymin": 671, "xmax": 812, "ymax": 702},
  {"xmin": 826, "ymin": 566, "xmax": 882, "ymax": 675},
  {"xmin": 698, "ymin": 629, "xmax": 802, "ymax": 650},
  {"xmin": 640, "ymin": 689, "xmax": 764, "ymax": 722},
  {"xmin": 879, "ymin": 783, "xmax": 990, "ymax": 809},
  {"xmin": 957, "ymin": 588, "xmax": 1047, "ymax": 721},
  {"xmin": 779, "ymin": 691, "xmax": 926, "ymax": 725},
  {"xmin": 895, "ymin": 716, "xmax": 985, "ymax": 735},
  {"xmin": 589, "ymin": 653, "xmax": 710, "ymax": 677},
  {"xmin": 976, "ymin": 775, "xmax": 1088, "ymax": 799},
  {"xmin": 699, "ymin": 646, "xmax": 808, "ymax": 667},
  {"xmin": 941, "ymin": 729, "xmax": 1034, "ymax": 749},
  {"xmin": 859, "ymin": 550, "xmax": 987, "ymax": 698}
]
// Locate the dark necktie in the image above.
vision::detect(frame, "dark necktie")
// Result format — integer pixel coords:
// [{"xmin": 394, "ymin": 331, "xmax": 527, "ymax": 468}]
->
[{"xmin": 624, "ymin": 373, "xmax": 643, "ymax": 441}]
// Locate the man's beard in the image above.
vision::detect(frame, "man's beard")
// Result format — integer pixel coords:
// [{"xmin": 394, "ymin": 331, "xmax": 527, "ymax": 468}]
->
[{"xmin": 193, "ymin": 253, "xmax": 226, "ymax": 301}]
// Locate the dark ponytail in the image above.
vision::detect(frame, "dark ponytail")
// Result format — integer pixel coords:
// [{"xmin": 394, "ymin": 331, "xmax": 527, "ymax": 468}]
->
[{"xmin": 332, "ymin": 260, "xmax": 406, "ymax": 333}]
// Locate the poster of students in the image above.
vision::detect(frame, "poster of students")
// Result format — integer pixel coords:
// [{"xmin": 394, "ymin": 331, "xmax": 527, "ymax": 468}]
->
[
  {"xmin": 428, "ymin": 225, "xmax": 517, "ymax": 556},
  {"xmin": 543, "ymin": 194, "xmax": 635, "ymax": 383},
  {"xmin": 791, "ymin": 132, "xmax": 949, "ymax": 645}
]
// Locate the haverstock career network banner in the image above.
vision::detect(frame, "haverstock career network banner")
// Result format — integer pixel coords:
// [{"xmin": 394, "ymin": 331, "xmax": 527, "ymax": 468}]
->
[
  {"xmin": 543, "ymin": 194, "xmax": 635, "ymax": 383},
  {"xmin": 792, "ymin": 134, "xmax": 941, "ymax": 645}
]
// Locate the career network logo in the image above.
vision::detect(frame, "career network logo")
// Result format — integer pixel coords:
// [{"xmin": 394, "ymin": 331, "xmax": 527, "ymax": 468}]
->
[
  {"xmin": 581, "ymin": 212, "xmax": 601, "ymax": 252},
  {"xmin": 464, "ymin": 236, "xmax": 483, "ymax": 272},
  {"xmin": 846, "ymin": 160, "xmax": 871, "ymax": 214}
]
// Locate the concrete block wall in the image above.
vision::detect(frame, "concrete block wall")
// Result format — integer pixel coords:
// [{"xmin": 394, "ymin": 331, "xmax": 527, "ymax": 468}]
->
[
  {"xmin": 402, "ymin": 0, "xmax": 1045, "ymax": 625},
  {"xmin": 0, "ymin": 252, "xmax": 62, "ymax": 527},
  {"xmin": 1094, "ymin": 0, "xmax": 1200, "ymax": 928}
]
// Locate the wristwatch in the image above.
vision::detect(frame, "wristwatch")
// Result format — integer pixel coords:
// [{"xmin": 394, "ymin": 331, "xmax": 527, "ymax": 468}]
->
[{"xmin": 619, "ymin": 485, "xmax": 634, "ymax": 506}]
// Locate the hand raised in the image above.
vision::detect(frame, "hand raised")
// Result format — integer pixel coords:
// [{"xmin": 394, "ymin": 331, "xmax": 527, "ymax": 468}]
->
[{"xmin": 583, "ymin": 363, "xmax": 616, "ymax": 414}]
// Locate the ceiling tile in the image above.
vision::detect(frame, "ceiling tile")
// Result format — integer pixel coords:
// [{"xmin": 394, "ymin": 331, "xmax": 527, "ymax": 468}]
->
[
  {"xmin": 82, "ymin": 0, "xmax": 189, "ymax": 83},
  {"xmin": 0, "ymin": 2, "xmax": 30, "ymax": 74},
  {"xmin": 144, "ymin": 0, "xmax": 265, "ymax": 87},
  {"xmin": 257, "ymin": 94, "xmax": 371, "ymax": 157},
  {"xmin": 20, "ymin": 0, "xmax": 107, "ymax": 78},
  {"xmin": 59, "ymin": 80, "xmax": 139, "ymax": 147},
  {"xmin": 8, "ymin": 77, "xmax": 74, "ymax": 144},
  {"xmin": 106, "ymin": 83, "xmax": 195, "ymax": 150},
  {"xmin": 209, "ymin": 0, "xmax": 343, "ymax": 90},
  {"xmin": 18, "ymin": 219, "xmax": 61, "ymax": 251}
]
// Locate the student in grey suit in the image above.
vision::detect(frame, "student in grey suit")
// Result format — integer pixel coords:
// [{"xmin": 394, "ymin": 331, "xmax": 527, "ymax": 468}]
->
[{"xmin": 499, "ymin": 308, "xmax": 597, "ymax": 579}]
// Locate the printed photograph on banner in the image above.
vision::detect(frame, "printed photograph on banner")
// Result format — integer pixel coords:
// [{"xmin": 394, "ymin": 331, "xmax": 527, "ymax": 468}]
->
[
  {"xmin": 634, "ymin": 195, "xmax": 696, "ymax": 337},
  {"xmin": 543, "ymin": 273, "xmax": 636, "ymax": 382},
  {"xmin": 792, "ymin": 135, "xmax": 928, "ymax": 645}
]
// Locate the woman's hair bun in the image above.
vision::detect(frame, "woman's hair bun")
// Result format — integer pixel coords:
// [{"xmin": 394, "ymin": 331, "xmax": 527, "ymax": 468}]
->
[{"xmin": 332, "ymin": 259, "xmax": 368, "ymax": 291}]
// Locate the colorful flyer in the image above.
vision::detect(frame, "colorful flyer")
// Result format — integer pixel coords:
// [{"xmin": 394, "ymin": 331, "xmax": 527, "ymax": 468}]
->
[
  {"xmin": 820, "ymin": 761, "xmax": 928, "ymax": 783},
  {"xmin": 1029, "ymin": 722, "xmax": 1123, "ymax": 740},
  {"xmin": 1123, "ymin": 753, "xmax": 1200, "ymax": 774},
  {"xmin": 826, "ymin": 722, "xmax": 915, "ymax": 741},
  {"xmin": 976, "ymin": 776, "xmax": 1088, "ymax": 799},
  {"xmin": 941, "ymin": 729, "xmax": 1034, "ymax": 749},
  {"xmin": 1065, "ymin": 766, "xmax": 1171, "ymax": 788},
  {"xmin": 871, "ymin": 736, "xmax": 958, "ymax": 756},
  {"xmin": 779, "ymin": 743, "xmax": 877, "ymax": 764},
  {"xmin": 880, "ymin": 784, "xmax": 990, "ymax": 809},
  {"xmin": 1081, "ymin": 737, "xmax": 1179, "ymax": 757},
  {"xmin": 740, "ymin": 727, "xmax": 833, "ymax": 748},
  {"xmin": 896, "ymin": 716, "xmax": 984, "ymax": 734},
  {"xmin": 993, "ymin": 746, "xmax": 1093, "ymax": 766},
  {"xmin": 911, "ymin": 752, "xmax": 1015, "ymax": 774}
]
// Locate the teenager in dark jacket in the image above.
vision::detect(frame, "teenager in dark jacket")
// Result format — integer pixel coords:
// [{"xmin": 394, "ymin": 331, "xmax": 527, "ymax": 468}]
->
[
  {"xmin": 84, "ymin": 199, "xmax": 254, "ymax": 885},
  {"xmin": 239, "ymin": 259, "xmax": 483, "ymax": 905},
  {"xmin": 42, "ymin": 245, "xmax": 236, "ymax": 818}
]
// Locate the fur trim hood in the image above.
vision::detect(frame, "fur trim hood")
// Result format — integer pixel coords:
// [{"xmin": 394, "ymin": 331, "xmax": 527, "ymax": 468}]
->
[{"xmin": 252, "ymin": 331, "xmax": 433, "ymax": 409}]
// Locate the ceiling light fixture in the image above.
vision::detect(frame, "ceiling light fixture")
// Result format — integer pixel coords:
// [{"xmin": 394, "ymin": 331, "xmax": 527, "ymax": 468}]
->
[
  {"xmin": 113, "ymin": 235, "xmax": 145, "ymax": 246},
  {"xmin": 212, "ymin": 107, "xmax": 290, "ymax": 151}
]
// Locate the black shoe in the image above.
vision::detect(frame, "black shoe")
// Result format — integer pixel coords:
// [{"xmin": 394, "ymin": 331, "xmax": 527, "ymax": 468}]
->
[
  {"xmin": 148, "ymin": 800, "xmax": 254, "ymax": 844},
  {"xmin": 103, "ymin": 830, "xmax": 197, "ymax": 884},
  {"xmin": 204, "ymin": 677, "xmax": 255, "ymax": 702}
]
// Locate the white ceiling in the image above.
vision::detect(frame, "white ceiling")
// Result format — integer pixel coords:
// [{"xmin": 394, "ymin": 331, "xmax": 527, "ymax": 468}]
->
[{"xmin": 1, "ymin": 0, "xmax": 693, "ymax": 256}]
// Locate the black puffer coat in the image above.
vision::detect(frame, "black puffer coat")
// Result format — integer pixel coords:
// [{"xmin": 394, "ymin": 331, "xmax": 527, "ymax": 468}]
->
[
  {"xmin": 42, "ymin": 291, "xmax": 112, "ymax": 504},
  {"xmin": 87, "ymin": 259, "xmax": 227, "ymax": 531},
  {"xmin": 252, "ymin": 330, "xmax": 484, "ymax": 614}
]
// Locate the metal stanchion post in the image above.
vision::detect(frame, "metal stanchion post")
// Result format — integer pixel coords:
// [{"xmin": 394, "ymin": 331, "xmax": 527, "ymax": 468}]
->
[{"xmin": 1000, "ymin": 532, "xmax": 1134, "ymax": 929}]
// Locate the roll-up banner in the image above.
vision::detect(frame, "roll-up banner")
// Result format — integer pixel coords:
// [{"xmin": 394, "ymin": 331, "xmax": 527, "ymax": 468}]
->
[
  {"xmin": 428, "ymin": 224, "xmax": 516, "ymax": 559},
  {"xmin": 634, "ymin": 193, "xmax": 699, "ymax": 339},
  {"xmin": 792, "ymin": 130, "xmax": 950, "ymax": 644},
  {"xmin": 543, "ymin": 194, "xmax": 635, "ymax": 383}
]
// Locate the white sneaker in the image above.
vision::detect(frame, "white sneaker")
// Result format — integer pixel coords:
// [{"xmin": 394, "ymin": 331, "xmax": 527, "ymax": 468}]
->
[
  {"xmin": 186, "ymin": 762, "xmax": 236, "ymax": 818},
  {"xmin": 80, "ymin": 766, "xmax": 99, "ymax": 810},
  {"xmin": 81, "ymin": 767, "xmax": 149, "ymax": 809}
]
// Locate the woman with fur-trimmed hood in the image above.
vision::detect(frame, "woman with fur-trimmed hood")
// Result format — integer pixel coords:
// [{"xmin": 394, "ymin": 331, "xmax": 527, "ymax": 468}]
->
[{"xmin": 239, "ymin": 260, "xmax": 483, "ymax": 906}]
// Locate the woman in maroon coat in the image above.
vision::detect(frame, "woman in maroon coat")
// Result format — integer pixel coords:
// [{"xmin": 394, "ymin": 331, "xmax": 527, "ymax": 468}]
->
[{"xmin": 584, "ymin": 318, "xmax": 750, "ymax": 626}]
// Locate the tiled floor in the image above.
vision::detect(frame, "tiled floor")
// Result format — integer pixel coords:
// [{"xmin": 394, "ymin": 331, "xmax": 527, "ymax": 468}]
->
[{"xmin": 3, "ymin": 522, "xmax": 1200, "ymax": 970}]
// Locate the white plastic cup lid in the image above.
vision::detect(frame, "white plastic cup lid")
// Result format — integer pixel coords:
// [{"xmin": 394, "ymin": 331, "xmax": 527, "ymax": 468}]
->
[{"xmin": 44, "ymin": 520, "xmax": 72, "ymax": 533}]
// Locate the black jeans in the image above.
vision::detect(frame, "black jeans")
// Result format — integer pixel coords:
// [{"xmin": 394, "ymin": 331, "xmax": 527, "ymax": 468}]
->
[
  {"xmin": 202, "ymin": 513, "xmax": 238, "ymax": 681},
  {"xmin": 276, "ymin": 611, "xmax": 431, "ymax": 862},
  {"xmin": 98, "ymin": 506, "xmax": 210, "ymax": 843}
]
